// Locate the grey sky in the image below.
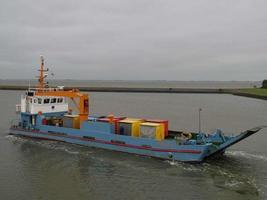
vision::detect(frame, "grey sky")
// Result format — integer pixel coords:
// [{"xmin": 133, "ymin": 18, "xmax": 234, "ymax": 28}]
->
[{"xmin": 0, "ymin": 0, "xmax": 267, "ymax": 80}]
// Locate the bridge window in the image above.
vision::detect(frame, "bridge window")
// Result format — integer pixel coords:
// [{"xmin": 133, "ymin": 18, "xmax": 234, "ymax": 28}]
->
[
  {"xmin": 51, "ymin": 98, "xmax": 57, "ymax": 103},
  {"xmin": 57, "ymin": 98, "xmax": 63, "ymax": 103},
  {"xmin": 34, "ymin": 98, "xmax": 37, "ymax": 104},
  {"xmin": 27, "ymin": 91, "xmax": 34, "ymax": 96},
  {"xmin": 38, "ymin": 98, "xmax": 42, "ymax": 104},
  {"xmin": 44, "ymin": 98, "xmax": 50, "ymax": 104}
]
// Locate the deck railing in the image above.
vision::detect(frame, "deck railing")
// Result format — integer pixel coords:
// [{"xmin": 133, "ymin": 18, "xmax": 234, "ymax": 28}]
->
[{"xmin": 28, "ymin": 87, "xmax": 64, "ymax": 92}]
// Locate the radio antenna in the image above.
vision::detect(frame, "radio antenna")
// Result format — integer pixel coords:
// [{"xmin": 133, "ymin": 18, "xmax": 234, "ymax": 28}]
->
[{"xmin": 198, "ymin": 108, "xmax": 202, "ymax": 133}]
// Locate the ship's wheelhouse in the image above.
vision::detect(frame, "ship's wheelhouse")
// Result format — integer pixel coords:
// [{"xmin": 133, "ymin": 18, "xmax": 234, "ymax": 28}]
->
[{"xmin": 20, "ymin": 90, "xmax": 68, "ymax": 115}]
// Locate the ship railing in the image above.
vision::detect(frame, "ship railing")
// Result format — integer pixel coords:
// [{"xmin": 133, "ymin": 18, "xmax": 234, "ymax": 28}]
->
[{"xmin": 28, "ymin": 87, "xmax": 65, "ymax": 92}]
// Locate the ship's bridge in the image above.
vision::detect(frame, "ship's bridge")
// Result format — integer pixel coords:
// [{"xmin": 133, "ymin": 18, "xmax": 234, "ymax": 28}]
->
[{"xmin": 17, "ymin": 87, "xmax": 69, "ymax": 114}]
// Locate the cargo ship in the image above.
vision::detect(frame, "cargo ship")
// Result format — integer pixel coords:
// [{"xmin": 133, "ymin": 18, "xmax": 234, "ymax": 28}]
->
[{"xmin": 9, "ymin": 57, "xmax": 266, "ymax": 162}]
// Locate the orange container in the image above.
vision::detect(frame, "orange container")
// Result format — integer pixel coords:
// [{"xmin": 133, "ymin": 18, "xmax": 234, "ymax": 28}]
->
[{"xmin": 145, "ymin": 119, "xmax": 169, "ymax": 137}]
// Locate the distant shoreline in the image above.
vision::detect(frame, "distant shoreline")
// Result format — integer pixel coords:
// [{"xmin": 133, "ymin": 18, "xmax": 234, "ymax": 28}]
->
[
  {"xmin": 0, "ymin": 80, "xmax": 261, "ymax": 89},
  {"xmin": 0, "ymin": 85, "xmax": 266, "ymax": 100},
  {"xmin": 0, "ymin": 85, "xmax": 233, "ymax": 93}
]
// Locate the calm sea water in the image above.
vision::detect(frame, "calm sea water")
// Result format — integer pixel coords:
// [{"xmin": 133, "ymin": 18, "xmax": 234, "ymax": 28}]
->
[{"xmin": 0, "ymin": 90, "xmax": 267, "ymax": 200}]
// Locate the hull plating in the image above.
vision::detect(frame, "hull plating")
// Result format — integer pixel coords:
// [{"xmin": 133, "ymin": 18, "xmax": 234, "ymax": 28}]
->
[{"xmin": 9, "ymin": 127, "xmax": 208, "ymax": 162}]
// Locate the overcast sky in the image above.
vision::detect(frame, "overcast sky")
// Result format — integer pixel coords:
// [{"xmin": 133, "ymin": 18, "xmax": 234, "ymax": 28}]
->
[{"xmin": 0, "ymin": 0, "xmax": 267, "ymax": 80}]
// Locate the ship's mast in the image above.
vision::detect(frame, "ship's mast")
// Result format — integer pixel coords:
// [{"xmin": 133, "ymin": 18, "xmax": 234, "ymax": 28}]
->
[{"xmin": 38, "ymin": 56, "xmax": 48, "ymax": 89}]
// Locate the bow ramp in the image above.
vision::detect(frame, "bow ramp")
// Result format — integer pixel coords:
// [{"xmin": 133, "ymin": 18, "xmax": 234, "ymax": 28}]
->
[{"xmin": 206, "ymin": 126, "xmax": 267, "ymax": 158}]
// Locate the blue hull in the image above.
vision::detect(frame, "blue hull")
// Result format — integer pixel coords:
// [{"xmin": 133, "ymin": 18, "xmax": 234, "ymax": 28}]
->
[
  {"xmin": 9, "ymin": 126, "xmax": 209, "ymax": 162},
  {"xmin": 9, "ymin": 125, "xmax": 265, "ymax": 162}
]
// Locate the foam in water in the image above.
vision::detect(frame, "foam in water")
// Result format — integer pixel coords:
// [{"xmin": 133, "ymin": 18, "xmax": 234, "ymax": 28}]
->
[
  {"xmin": 226, "ymin": 151, "xmax": 267, "ymax": 162},
  {"xmin": 166, "ymin": 156, "xmax": 261, "ymax": 196},
  {"xmin": 6, "ymin": 135, "xmax": 81, "ymax": 155},
  {"xmin": 165, "ymin": 160, "xmax": 202, "ymax": 172}
]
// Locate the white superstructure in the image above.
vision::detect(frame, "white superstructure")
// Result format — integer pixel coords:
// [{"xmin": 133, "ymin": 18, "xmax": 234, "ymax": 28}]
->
[{"xmin": 19, "ymin": 89, "xmax": 69, "ymax": 114}]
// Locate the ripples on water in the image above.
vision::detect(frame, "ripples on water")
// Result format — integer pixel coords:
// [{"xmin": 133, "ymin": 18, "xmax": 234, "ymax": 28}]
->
[
  {"xmin": 4, "ymin": 135, "xmax": 265, "ymax": 200},
  {"xmin": 166, "ymin": 159, "xmax": 261, "ymax": 196},
  {"xmin": 1, "ymin": 91, "xmax": 267, "ymax": 200},
  {"xmin": 226, "ymin": 151, "xmax": 267, "ymax": 162}
]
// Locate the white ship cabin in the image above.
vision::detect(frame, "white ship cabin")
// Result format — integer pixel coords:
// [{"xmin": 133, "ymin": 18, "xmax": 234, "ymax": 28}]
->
[{"xmin": 17, "ymin": 89, "xmax": 69, "ymax": 114}]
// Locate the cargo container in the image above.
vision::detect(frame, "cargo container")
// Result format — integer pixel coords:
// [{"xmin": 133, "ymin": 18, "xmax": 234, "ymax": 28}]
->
[
  {"xmin": 118, "ymin": 119, "xmax": 142, "ymax": 137},
  {"xmin": 63, "ymin": 115, "xmax": 80, "ymax": 129},
  {"xmin": 145, "ymin": 119, "xmax": 169, "ymax": 137},
  {"xmin": 98, "ymin": 117, "xmax": 126, "ymax": 134},
  {"xmin": 98, "ymin": 116, "xmax": 125, "ymax": 122},
  {"xmin": 140, "ymin": 122, "xmax": 165, "ymax": 141},
  {"xmin": 82, "ymin": 121, "xmax": 115, "ymax": 134},
  {"xmin": 125, "ymin": 118, "xmax": 144, "ymax": 122}
]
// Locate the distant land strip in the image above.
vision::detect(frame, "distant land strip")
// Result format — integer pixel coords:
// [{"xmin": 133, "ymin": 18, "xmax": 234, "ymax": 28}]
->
[
  {"xmin": 0, "ymin": 85, "xmax": 234, "ymax": 93},
  {"xmin": 0, "ymin": 85, "xmax": 266, "ymax": 100}
]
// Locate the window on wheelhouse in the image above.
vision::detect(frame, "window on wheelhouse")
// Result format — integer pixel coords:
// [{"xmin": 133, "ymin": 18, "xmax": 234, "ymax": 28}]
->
[
  {"xmin": 27, "ymin": 91, "xmax": 34, "ymax": 96},
  {"xmin": 51, "ymin": 98, "xmax": 57, "ymax": 104},
  {"xmin": 57, "ymin": 98, "xmax": 63, "ymax": 103},
  {"xmin": 38, "ymin": 98, "xmax": 42, "ymax": 104},
  {"xmin": 44, "ymin": 98, "xmax": 50, "ymax": 104}
]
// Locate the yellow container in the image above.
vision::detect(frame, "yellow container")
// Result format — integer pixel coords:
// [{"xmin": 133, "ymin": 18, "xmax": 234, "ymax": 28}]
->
[
  {"xmin": 140, "ymin": 122, "xmax": 164, "ymax": 141},
  {"xmin": 63, "ymin": 115, "xmax": 80, "ymax": 129},
  {"xmin": 119, "ymin": 119, "xmax": 142, "ymax": 137}
]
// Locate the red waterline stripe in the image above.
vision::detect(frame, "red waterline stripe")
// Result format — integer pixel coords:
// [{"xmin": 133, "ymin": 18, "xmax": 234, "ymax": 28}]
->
[{"xmin": 10, "ymin": 128, "xmax": 202, "ymax": 154}]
